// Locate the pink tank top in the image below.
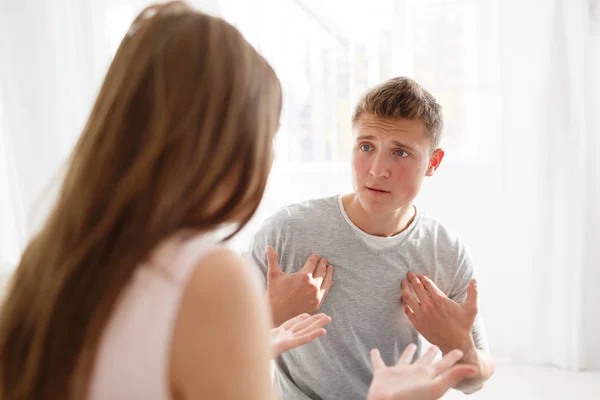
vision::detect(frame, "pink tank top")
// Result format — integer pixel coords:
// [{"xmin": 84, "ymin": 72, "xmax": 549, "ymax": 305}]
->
[{"xmin": 87, "ymin": 233, "xmax": 218, "ymax": 400}]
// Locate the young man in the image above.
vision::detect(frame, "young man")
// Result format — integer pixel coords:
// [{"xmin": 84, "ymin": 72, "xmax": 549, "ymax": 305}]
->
[{"xmin": 248, "ymin": 77, "xmax": 494, "ymax": 400}]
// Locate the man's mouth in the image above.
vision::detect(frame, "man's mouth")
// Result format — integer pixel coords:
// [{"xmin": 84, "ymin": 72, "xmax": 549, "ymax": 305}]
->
[{"xmin": 366, "ymin": 186, "xmax": 391, "ymax": 194}]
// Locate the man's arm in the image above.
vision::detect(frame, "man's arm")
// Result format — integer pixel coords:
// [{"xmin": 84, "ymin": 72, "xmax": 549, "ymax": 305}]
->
[
  {"xmin": 401, "ymin": 273, "xmax": 494, "ymax": 394},
  {"xmin": 445, "ymin": 249, "xmax": 494, "ymax": 393},
  {"xmin": 453, "ymin": 344, "xmax": 494, "ymax": 394}
]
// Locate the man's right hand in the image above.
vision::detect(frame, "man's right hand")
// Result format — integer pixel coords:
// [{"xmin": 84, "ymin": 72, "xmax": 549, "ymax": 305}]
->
[{"xmin": 265, "ymin": 246, "xmax": 334, "ymax": 327}]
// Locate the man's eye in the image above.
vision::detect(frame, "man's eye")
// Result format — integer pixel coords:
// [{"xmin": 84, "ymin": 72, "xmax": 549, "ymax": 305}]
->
[
  {"xmin": 395, "ymin": 149, "xmax": 408, "ymax": 157},
  {"xmin": 360, "ymin": 144, "xmax": 371, "ymax": 152}
]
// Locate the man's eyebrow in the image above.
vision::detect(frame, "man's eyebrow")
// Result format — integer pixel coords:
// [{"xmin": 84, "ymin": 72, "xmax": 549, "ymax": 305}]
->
[
  {"xmin": 390, "ymin": 140, "xmax": 416, "ymax": 151},
  {"xmin": 356, "ymin": 135, "xmax": 416, "ymax": 151},
  {"xmin": 356, "ymin": 135, "xmax": 376, "ymax": 142}
]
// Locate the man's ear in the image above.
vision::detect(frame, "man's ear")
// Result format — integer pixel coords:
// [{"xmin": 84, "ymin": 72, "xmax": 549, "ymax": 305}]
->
[{"xmin": 426, "ymin": 148, "xmax": 444, "ymax": 176}]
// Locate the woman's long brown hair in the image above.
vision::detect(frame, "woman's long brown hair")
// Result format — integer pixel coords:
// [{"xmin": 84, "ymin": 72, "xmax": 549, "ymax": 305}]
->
[{"xmin": 0, "ymin": 2, "xmax": 282, "ymax": 398}]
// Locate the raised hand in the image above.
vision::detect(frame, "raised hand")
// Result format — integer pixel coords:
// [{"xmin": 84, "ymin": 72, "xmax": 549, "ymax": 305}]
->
[
  {"xmin": 367, "ymin": 344, "xmax": 477, "ymax": 400},
  {"xmin": 265, "ymin": 246, "xmax": 334, "ymax": 326},
  {"xmin": 269, "ymin": 313, "xmax": 332, "ymax": 357}
]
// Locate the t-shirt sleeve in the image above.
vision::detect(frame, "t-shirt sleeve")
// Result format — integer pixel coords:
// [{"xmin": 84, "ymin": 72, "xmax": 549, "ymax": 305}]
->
[
  {"xmin": 448, "ymin": 244, "xmax": 490, "ymax": 353},
  {"xmin": 243, "ymin": 209, "xmax": 289, "ymax": 290}
]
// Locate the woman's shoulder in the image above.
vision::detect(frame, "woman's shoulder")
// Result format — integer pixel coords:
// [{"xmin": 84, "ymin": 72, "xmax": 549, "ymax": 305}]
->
[{"xmin": 168, "ymin": 243, "xmax": 274, "ymax": 399}]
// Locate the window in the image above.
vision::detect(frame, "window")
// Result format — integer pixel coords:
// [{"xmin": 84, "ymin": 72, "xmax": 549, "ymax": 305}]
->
[{"xmin": 221, "ymin": 0, "xmax": 500, "ymax": 168}]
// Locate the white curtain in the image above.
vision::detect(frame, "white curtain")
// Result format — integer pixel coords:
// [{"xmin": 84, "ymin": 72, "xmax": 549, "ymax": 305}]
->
[
  {"xmin": 0, "ymin": 0, "xmax": 598, "ymax": 370},
  {"xmin": 491, "ymin": 0, "xmax": 599, "ymax": 370},
  {"xmin": 0, "ymin": 0, "xmax": 92, "ymax": 272},
  {"xmin": 0, "ymin": 0, "xmax": 220, "ymax": 268},
  {"xmin": 585, "ymin": 1, "xmax": 600, "ymax": 371}
]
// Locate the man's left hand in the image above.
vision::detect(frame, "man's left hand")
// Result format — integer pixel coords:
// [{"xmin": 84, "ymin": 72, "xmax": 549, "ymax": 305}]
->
[{"xmin": 400, "ymin": 272, "xmax": 478, "ymax": 355}]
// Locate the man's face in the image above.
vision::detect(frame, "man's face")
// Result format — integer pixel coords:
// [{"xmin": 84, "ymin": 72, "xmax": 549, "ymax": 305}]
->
[{"xmin": 351, "ymin": 114, "xmax": 444, "ymax": 216}]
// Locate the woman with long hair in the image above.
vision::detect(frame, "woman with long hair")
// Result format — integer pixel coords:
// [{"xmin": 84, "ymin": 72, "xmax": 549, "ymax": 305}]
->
[{"xmin": 0, "ymin": 2, "xmax": 476, "ymax": 399}]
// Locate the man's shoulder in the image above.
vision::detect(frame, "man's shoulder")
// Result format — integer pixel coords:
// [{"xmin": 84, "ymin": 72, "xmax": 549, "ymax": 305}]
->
[
  {"xmin": 416, "ymin": 211, "xmax": 475, "ymax": 293},
  {"xmin": 253, "ymin": 196, "xmax": 339, "ymax": 239},
  {"xmin": 262, "ymin": 196, "xmax": 339, "ymax": 229},
  {"xmin": 416, "ymin": 211, "xmax": 466, "ymax": 251}
]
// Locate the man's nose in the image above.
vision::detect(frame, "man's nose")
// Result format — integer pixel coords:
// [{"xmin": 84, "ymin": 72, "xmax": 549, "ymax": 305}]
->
[{"xmin": 369, "ymin": 152, "xmax": 390, "ymax": 178}]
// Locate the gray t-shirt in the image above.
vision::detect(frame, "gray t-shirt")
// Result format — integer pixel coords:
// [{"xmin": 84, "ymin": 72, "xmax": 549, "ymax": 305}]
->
[{"xmin": 248, "ymin": 195, "xmax": 488, "ymax": 400}]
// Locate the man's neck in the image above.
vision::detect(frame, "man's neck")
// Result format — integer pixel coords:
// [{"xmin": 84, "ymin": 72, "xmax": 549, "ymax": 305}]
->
[{"xmin": 342, "ymin": 194, "xmax": 416, "ymax": 237}]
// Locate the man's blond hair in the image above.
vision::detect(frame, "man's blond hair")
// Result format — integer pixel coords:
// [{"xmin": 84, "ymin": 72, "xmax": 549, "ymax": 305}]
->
[{"xmin": 352, "ymin": 77, "xmax": 443, "ymax": 149}]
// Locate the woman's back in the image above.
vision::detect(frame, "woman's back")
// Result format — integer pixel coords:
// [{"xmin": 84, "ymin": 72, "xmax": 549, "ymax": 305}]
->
[
  {"xmin": 88, "ymin": 232, "xmax": 275, "ymax": 399},
  {"xmin": 89, "ymin": 233, "xmax": 211, "ymax": 399}
]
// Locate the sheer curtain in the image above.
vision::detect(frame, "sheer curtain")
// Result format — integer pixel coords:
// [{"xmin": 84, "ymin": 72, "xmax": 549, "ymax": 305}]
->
[
  {"xmin": 0, "ymin": 0, "xmax": 220, "ymax": 270},
  {"xmin": 0, "ymin": 0, "xmax": 598, "ymax": 370},
  {"xmin": 585, "ymin": 0, "xmax": 600, "ymax": 371},
  {"xmin": 492, "ymin": 0, "xmax": 599, "ymax": 370},
  {"xmin": 0, "ymin": 0, "xmax": 94, "ymax": 273}
]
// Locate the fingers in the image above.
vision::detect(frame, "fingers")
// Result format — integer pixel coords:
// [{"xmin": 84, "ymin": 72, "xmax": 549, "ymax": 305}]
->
[
  {"xmin": 290, "ymin": 313, "xmax": 331, "ymax": 334},
  {"xmin": 280, "ymin": 313, "xmax": 310, "ymax": 330},
  {"xmin": 271, "ymin": 314, "xmax": 330, "ymax": 356},
  {"xmin": 407, "ymin": 272, "xmax": 430, "ymax": 303},
  {"xmin": 418, "ymin": 274, "xmax": 446, "ymax": 299},
  {"xmin": 293, "ymin": 314, "xmax": 331, "ymax": 336},
  {"xmin": 414, "ymin": 345, "xmax": 439, "ymax": 365},
  {"xmin": 370, "ymin": 349, "xmax": 386, "ymax": 372},
  {"xmin": 465, "ymin": 278, "xmax": 478, "ymax": 309},
  {"xmin": 403, "ymin": 303, "xmax": 417, "ymax": 326},
  {"xmin": 396, "ymin": 343, "xmax": 418, "ymax": 365},
  {"xmin": 431, "ymin": 349, "xmax": 464, "ymax": 376},
  {"xmin": 318, "ymin": 265, "xmax": 334, "ymax": 308},
  {"xmin": 400, "ymin": 280, "xmax": 420, "ymax": 313},
  {"xmin": 312, "ymin": 258, "xmax": 328, "ymax": 283},
  {"xmin": 300, "ymin": 253, "xmax": 320, "ymax": 274},
  {"xmin": 321, "ymin": 265, "xmax": 334, "ymax": 291},
  {"xmin": 289, "ymin": 328, "xmax": 327, "ymax": 348},
  {"xmin": 431, "ymin": 364, "xmax": 478, "ymax": 398},
  {"xmin": 266, "ymin": 246, "xmax": 282, "ymax": 278}
]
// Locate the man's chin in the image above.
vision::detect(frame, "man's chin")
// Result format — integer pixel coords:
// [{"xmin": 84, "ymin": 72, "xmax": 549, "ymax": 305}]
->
[{"xmin": 358, "ymin": 198, "xmax": 393, "ymax": 216}]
